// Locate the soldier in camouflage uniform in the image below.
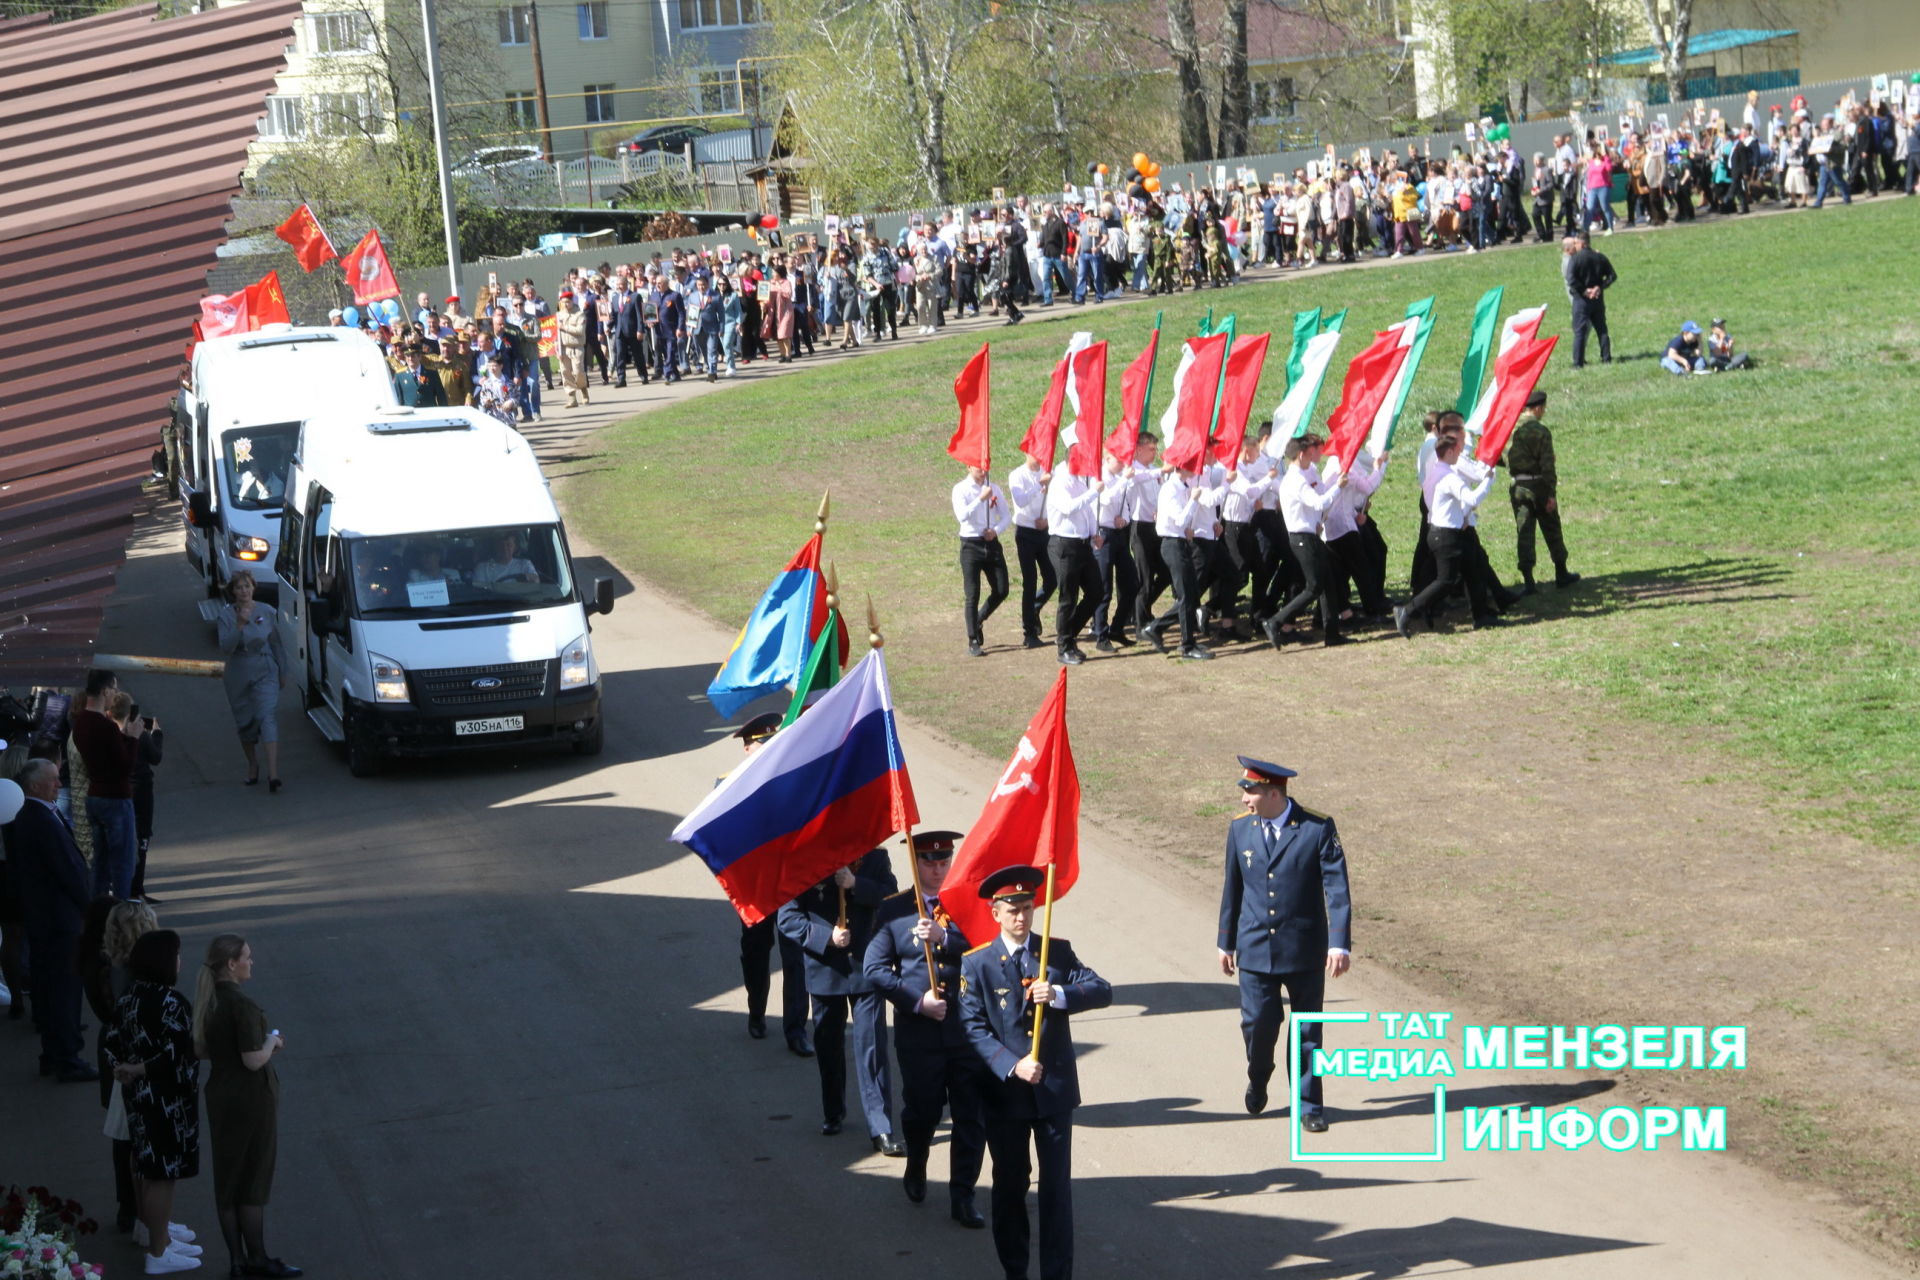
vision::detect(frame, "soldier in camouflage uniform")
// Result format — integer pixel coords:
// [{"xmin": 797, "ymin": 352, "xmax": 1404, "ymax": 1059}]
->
[{"xmin": 1503, "ymin": 389, "xmax": 1580, "ymax": 594}]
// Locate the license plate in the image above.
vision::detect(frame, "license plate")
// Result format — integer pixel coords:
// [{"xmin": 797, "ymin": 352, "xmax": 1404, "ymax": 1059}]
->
[{"xmin": 454, "ymin": 715, "xmax": 524, "ymax": 737}]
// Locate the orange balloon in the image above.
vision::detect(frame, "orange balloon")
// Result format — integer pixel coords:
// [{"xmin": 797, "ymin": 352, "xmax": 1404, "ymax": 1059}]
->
[
  {"xmin": 1144, "ymin": 160, "xmax": 1161, "ymax": 178},
  {"xmin": 1133, "ymin": 151, "xmax": 1151, "ymax": 172},
  {"xmin": 1097, "ymin": 163, "xmax": 1109, "ymax": 175},
  {"xmin": 1143, "ymin": 176, "xmax": 1161, "ymax": 193}
]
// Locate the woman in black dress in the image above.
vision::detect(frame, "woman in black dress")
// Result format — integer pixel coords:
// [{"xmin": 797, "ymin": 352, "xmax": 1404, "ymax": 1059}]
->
[
  {"xmin": 104, "ymin": 928, "xmax": 204, "ymax": 1274},
  {"xmin": 194, "ymin": 934, "xmax": 300, "ymax": 1279}
]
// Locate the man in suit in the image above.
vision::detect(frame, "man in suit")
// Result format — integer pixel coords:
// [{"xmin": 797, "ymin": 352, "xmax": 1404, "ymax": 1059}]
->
[
  {"xmin": 960, "ymin": 866, "xmax": 1112, "ymax": 1280},
  {"xmin": 7, "ymin": 760, "xmax": 98, "ymax": 1082},
  {"xmin": 614, "ymin": 276, "xmax": 650, "ymax": 387},
  {"xmin": 779, "ymin": 848, "xmax": 903, "ymax": 1152},
  {"xmin": 864, "ymin": 832, "xmax": 988, "ymax": 1227},
  {"xmin": 392, "ymin": 347, "xmax": 447, "ymax": 407},
  {"xmin": 1217, "ymin": 757, "xmax": 1351, "ymax": 1131}
]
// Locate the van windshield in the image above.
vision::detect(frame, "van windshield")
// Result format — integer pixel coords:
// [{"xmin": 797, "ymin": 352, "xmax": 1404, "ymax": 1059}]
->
[
  {"xmin": 222, "ymin": 423, "xmax": 300, "ymax": 511},
  {"xmin": 347, "ymin": 525, "xmax": 575, "ymax": 616}
]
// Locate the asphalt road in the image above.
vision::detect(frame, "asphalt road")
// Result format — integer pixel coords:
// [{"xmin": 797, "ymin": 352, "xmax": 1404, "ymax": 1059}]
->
[{"xmin": 4, "ymin": 366, "xmax": 1903, "ymax": 1277}]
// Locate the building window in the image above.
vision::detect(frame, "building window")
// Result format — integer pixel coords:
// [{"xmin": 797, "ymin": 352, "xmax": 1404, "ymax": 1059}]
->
[
  {"xmin": 261, "ymin": 95, "xmax": 306, "ymax": 140},
  {"xmin": 309, "ymin": 11, "xmax": 373, "ymax": 55},
  {"xmin": 498, "ymin": 5, "xmax": 530, "ymax": 45},
  {"xmin": 583, "ymin": 84, "xmax": 615, "ymax": 125},
  {"xmin": 692, "ymin": 65, "xmax": 761, "ymax": 114},
  {"xmin": 678, "ymin": 0, "xmax": 762, "ymax": 30},
  {"xmin": 576, "ymin": 1, "xmax": 608, "ymax": 38},
  {"xmin": 312, "ymin": 91, "xmax": 380, "ymax": 138},
  {"xmin": 505, "ymin": 91, "xmax": 538, "ymax": 128},
  {"xmin": 1251, "ymin": 77, "xmax": 1297, "ymax": 122}
]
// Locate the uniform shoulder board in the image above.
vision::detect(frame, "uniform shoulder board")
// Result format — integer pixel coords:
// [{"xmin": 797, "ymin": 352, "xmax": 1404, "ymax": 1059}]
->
[
  {"xmin": 884, "ymin": 887, "xmax": 913, "ymax": 902},
  {"xmin": 1294, "ymin": 803, "xmax": 1331, "ymax": 823},
  {"xmin": 963, "ymin": 941, "xmax": 995, "ymax": 957}
]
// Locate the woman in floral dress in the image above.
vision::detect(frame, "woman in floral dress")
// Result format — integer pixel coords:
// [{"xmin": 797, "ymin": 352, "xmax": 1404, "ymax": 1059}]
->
[{"xmin": 105, "ymin": 929, "xmax": 203, "ymax": 1274}]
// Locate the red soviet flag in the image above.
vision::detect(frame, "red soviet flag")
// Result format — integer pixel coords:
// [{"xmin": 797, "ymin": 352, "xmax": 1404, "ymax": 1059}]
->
[
  {"xmin": 198, "ymin": 291, "xmax": 249, "ymax": 339},
  {"xmin": 243, "ymin": 270, "xmax": 293, "ymax": 328},
  {"xmin": 1064, "ymin": 340, "xmax": 1106, "ymax": 479},
  {"xmin": 340, "ymin": 228, "xmax": 401, "ymax": 305},
  {"xmin": 1018, "ymin": 355, "xmax": 1070, "ymax": 470},
  {"xmin": 1325, "ymin": 328, "xmax": 1412, "ymax": 474},
  {"xmin": 1475, "ymin": 335, "xmax": 1560, "ymax": 466},
  {"xmin": 943, "ymin": 670, "xmax": 1080, "ymax": 950},
  {"xmin": 948, "ymin": 343, "xmax": 992, "ymax": 469},
  {"xmin": 1106, "ymin": 327, "xmax": 1159, "ymax": 466},
  {"xmin": 1211, "ymin": 331, "xmax": 1271, "ymax": 465},
  {"xmin": 275, "ymin": 203, "xmax": 338, "ymax": 273}
]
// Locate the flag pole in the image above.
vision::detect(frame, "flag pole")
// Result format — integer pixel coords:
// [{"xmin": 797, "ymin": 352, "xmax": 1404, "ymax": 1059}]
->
[
  {"xmin": 1026, "ymin": 861, "xmax": 1059, "ymax": 1060},
  {"xmin": 867, "ymin": 596, "xmax": 939, "ymax": 979},
  {"xmin": 1137, "ymin": 311, "xmax": 1163, "ymax": 444},
  {"xmin": 816, "ymin": 488, "xmax": 832, "ymax": 535}
]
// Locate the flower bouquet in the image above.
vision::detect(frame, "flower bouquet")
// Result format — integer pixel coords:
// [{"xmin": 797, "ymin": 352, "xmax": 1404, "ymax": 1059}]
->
[{"xmin": 0, "ymin": 1187, "xmax": 101, "ymax": 1279}]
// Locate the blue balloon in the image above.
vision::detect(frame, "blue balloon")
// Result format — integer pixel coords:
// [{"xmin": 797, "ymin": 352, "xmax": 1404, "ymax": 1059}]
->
[
  {"xmin": 342, "ymin": 305, "xmax": 360, "ymax": 327},
  {"xmin": 379, "ymin": 298, "xmax": 402, "ymax": 322}
]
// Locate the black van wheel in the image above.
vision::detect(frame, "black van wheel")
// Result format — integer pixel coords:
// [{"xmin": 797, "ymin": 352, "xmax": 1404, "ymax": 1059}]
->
[{"xmin": 344, "ymin": 708, "xmax": 384, "ymax": 777}]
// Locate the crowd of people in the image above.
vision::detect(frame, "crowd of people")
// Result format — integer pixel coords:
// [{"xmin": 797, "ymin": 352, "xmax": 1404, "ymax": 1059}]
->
[
  {"xmin": 1, "ymin": 675, "xmax": 298, "ymax": 1277},
  {"xmin": 947, "ymin": 392, "xmax": 1576, "ymax": 664}
]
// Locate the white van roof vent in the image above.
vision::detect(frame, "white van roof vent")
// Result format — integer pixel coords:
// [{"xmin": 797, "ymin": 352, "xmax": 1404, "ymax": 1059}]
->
[
  {"xmin": 366, "ymin": 412, "xmax": 475, "ymax": 436},
  {"xmin": 237, "ymin": 332, "xmax": 338, "ymax": 350}
]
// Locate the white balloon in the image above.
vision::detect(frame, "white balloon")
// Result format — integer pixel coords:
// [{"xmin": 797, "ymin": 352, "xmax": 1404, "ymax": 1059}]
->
[{"xmin": 0, "ymin": 778, "xmax": 22, "ymax": 825}]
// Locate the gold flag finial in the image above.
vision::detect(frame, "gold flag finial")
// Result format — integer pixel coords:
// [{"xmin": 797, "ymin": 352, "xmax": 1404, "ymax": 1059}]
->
[
  {"xmin": 815, "ymin": 489, "xmax": 832, "ymax": 534},
  {"xmin": 825, "ymin": 561, "xmax": 840, "ymax": 610},
  {"xmin": 866, "ymin": 595, "xmax": 883, "ymax": 649}
]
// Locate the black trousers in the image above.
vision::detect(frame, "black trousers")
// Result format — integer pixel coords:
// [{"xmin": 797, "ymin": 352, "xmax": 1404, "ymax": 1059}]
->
[
  {"xmin": 1570, "ymin": 294, "xmax": 1611, "ymax": 367},
  {"xmin": 28, "ymin": 931, "xmax": 84, "ymax": 1070},
  {"xmin": 1325, "ymin": 531, "xmax": 1369, "ymax": 617},
  {"xmin": 1130, "ymin": 520, "xmax": 1168, "ymax": 633},
  {"xmin": 1151, "ymin": 538, "xmax": 1201, "ymax": 650},
  {"xmin": 1194, "ymin": 536, "xmax": 1226, "ymax": 618},
  {"xmin": 1091, "ymin": 527, "xmax": 1137, "ymax": 642},
  {"xmin": 1405, "ymin": 526, "xmax": 1494, "ymax": 625},
  {"xmin": 812, "ymin": 990, "xmax": 893, "ymax": 1138},
  {"xmin": 1014, "ymin": 526, "xmax": 1056, "ymax": 640},
  {"xmin": 739, "ymin": 919, "xmax": 809, "ymax": 1036},
  {"xmin": 986, "ymin": 1106, "xmax": 1074, "ymax": 1280},
  {"xmin": 131, "ymin": 779, "xmax": 155, "ymax": 900},
  {"xmin": 1046, "ymin": 535, "xmax": 1101, "ymax": 652},
  {"xmin": 1531, "ymin": 198, "xmax": 1554, "ymax": 241},
  {"xmin": 898, "ymin": 1044, "xmax": 988, "ymax": 1200},
  {"xmin": 1249, "ymin": 510, "xmax": 1288, "ymax": 616},
  {"xmin": 1219, "ymin": 520, "xmax": 1260, "ymax": 620},
  {"xmin": 1239, "ymin": 966, "xmax": 1325, "ymax": 1115},
  {"xmin": 1358, "ymin": 518, "xmax": 1390, "ymax": 613},
  {"xmin": 1510, "ymin": 488, "xmax": 1568, "ymax": 580},
  {"xmin": 960, "ymin": 537, "xmax": 1011, "ymax": 645},
  {"xmin": 1272, "ymin": 532, "xmax": 1339, "ymax": 637}
]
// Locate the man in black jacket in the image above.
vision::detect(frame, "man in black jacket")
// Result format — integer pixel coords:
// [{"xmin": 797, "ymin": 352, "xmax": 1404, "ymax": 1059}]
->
[
  {"xmin": 7, "ymin": 760, "xmax": 97, "ymax": 1082},
  {"xmin": 1730, "ymin": 126, "xmax": 1756, "ymax": 213},
  {"xmin": 1564, "ymin": 233, "xmax": 1617, "ymax": 368},
  {"xmin": 1036, "ymin": 206, "xmax": 1067, "ymax": 305}
]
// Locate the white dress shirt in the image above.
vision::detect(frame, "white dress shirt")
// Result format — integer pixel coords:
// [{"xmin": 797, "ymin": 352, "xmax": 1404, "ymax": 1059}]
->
[
  {"xmin": 1044, "ymin": 465, "xmax": 1101, "ymax": 540},
  {"xmin": 1126, "ymin": 462, "xmax": 1161, "ymax": 523},
  {"xmin": 952, "ymin": 477, "xmax": 1011, "ymax": 538},
  {"xmin": 1222, "ymin": 463, "xmax": 1275, "ymax": 523},
  {"xmin": 1238, "ymin": 451, "xmax": 1280, "ymax": 511},
  {"xmin": 1191, "ymin": 465, "xmax": 1225, "ymax": 540},
  {"xmin": 1419, "ymin": 440, "xmax": 1445, "ymax": 511},
  {"xmin": 1321, "ymin": 455, "xmax": 1386, "ymax": 541},
  {"xmin": 1097, "ymin": 467, "xmax": 1132, "ymax": 532},
  {"xmin": 1278, "ymin": 462, "xmax": 1339, "ymax": 534},
  {"xmin": 1008, "ymin": 464, "xmax": 1048, "ymax": 530},
  {"xmin": 1428, "ymin": 460, "xmax": 1494, "ymax": 530},
  {"xmin": 1155, "ymin": 471, "xmax": 1200, "ymax": 538}
]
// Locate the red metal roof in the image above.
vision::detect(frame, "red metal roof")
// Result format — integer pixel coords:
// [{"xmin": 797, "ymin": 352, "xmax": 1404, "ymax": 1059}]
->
[{"xmin": 0, "ymin": 0, "xmax": 300, "ymax": 686}]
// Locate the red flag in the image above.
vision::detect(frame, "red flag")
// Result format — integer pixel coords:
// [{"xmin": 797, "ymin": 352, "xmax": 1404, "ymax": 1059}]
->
[
  {"xmin": 275, "ymin": 203, "xmax": 338, "ymax": 273},
  {"xmin": 1475, "ymin": 336, "xmax": 1560, "ymax": 465},
  {"xmin": 243, "ymin": 270, "xmax": 292, "ymax": 329},
  {"xmin": 943, "ymin": 670, "xmax": 1080, "ymax": 952},
  {"xmin": 1211, "ymin": 332, "xmax": 1271, "ymax": 466},
  {"xmin": 1107, "ymin": 328, "xmax": 1159, "ymax": 465},
  {"xmin": 1161, "ymin": 332, "xmax": 1230, "ymax": 472},
  {"xmin": 184, "ymin": 320, "xmax": 203, "ymax": 366},
  {"xmin": 1065, "ymin": 340, "xmax": 1107, "ymax": 479},
  {"xmin": 198, "ymin": 291, "xmax": 249, "ymax": 339},
  {"xmin": 949, "ymin": 343, "xmax": 992, "ymax": 469},
  {"xmin": 1019, "ymin": 356, "xmax": 1070, "ymax": 470},
  {"xmin": 1326, "ymin": 329, "xmax": 1413, "ymax": 474},
  {"xmin": 339, "ymin": 229, "xmax": 401, "ymax": 305}
]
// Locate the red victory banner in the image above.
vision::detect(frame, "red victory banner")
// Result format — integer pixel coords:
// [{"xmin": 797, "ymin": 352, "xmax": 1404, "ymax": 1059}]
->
[
  {"xmin": 243, "ymin": 270, "xmax": 292, "ymax": 328},
  {"xmin": 339, "ymin": 228, "xmax": 401, "ymax": 305},
  {"xmin": 1211, "ymin": 331, "xmax": 1272, "ymax": 465},
  {"xmin": 1064, "ymin": 340, "xmax": 1107, "ymax": 479},
  {"xmin": 1019, "ymin": 354, "xmax": 1070, "ymax": 470},
  {"xmin": 949, "ymin": 342, "xmax": 992, "ymax": 469},
  {"xmin": 275, "ymin": 203, "xmax": 339, "ymax": 273},
  {"xmin": 1107, "ymin": 324, "xmax": 1159, "ymax": 466}
]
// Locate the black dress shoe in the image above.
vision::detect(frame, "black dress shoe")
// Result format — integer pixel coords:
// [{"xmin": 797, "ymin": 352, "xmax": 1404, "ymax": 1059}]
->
[
  {"xmin": 1516, "ymin": 582, "xmax": 1538, "ymax": 597},
  {"xmin": 950, "ymin": 1194, "xmax": 986, "ymax": 1228},
  {"xmin": 967, "ymin": 641, "xmax": 985, "ymax": 657},
  {"xmin": 1555, "ymin": 571, "xmax": 1582, "ymax": 588},
  {"xmin": 1058, "ymin": 648, "xmax": 1084, "ymax": 666},
  {"xmin": 1262, "ymin": 617, "xmax": 1285, "ymax": 650},
  {"xmin": 1323, "ymin": 633, "xmax": 1352, "ymax": 647},
  {"xmin": 1392, "ymin": 605, "xmax": 1411, "ymax": 639},
  {"xmin": 873, "ymin": 1132, "xmax": 906, "ymax": 1157},
  {"xmin": 821, "ymin": 1118, "xmax": 843, "ymax": 1136},
  {"xmin": 1093, "ymin": 638, "xmax": 1114, "ymax": 652},
  {"xmin": 787, "ymin": 1034, "xmax": 815, "ymax": 1058},
  {"xmin": 244, "ymin": 1261, "xmax": 304, "ymax": 1279},
  {"xmin": 1180, "ymin": 645, "xmax": 1213, "ymax": 660},
  {"xmin": 1245, "ymin": 1083, "xmax": 1268, "ymax": 1115},
  {"xmin": 1142, "ymin": 621, "xmax": 1168, "ymax": 653},
  {"xmin": 1023, "ymin": 635, "xmax": 1044, "ymax": 649},
  {"xmin": 746, "ymin": 1013, "xmax": 767, "ymax": 1039},
  {"xmin": 1300, "ymin": 1113, "xmax": 1329, "ymax": 1133},
  {"xmin": 903, "ymin": 1160, "xmax": 928, "ymax": 1203}
]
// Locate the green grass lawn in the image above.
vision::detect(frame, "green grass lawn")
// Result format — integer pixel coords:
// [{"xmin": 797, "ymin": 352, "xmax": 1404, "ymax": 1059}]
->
[{"xmin": 569, "ymin": 199, "xmax": 1920, "ymax": 849}]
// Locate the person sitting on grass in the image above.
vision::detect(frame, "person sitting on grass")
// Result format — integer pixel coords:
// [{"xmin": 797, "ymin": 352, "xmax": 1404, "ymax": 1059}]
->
[
  {"xmin": 1662, "ymin": 321, "xmax": 1708, "ymax": 375},
  {"xmin": 1706, "ymin": 318, "xmax": 1752, "ymax": 372}
]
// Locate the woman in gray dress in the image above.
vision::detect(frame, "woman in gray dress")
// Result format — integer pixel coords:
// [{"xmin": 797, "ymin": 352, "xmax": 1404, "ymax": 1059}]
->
[{"xmin": 216, "ymin": 570, "xmax": 288, "ymax": 792}]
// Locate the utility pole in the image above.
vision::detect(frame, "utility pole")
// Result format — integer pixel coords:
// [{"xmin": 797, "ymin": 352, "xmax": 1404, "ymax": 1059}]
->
[
  {"xmin": 529, "ymin": 1, "xmax": 555, "ymax": 165},
  {"xmin": 420, "ymin": 0, "xmax": 463, "ymax": 302}
]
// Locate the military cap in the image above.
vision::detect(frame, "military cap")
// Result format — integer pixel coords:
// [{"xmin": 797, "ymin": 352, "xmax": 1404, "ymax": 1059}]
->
[
  {"xmin": 980, "ymin": 865, "xmax": 1044, "ymax": 903},
  {"xmin": 1236, "ymin": 755, "xmax": 1297, "ymax": 789},
  {"xmin": 1524, "ymin": 389, "xmax": 1548, "ymax": 409},
  {"xmin": 731, "ymin": 712, "xmax": 781, "ymax": 745},
  {"xmin": 902, "ymin": 830, "xmax": 964, "ymax": 860}
]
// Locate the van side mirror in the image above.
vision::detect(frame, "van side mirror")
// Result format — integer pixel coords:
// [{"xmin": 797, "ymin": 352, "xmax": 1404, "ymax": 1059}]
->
[
  {"xmin": 591, "ymin": 576, "xmax": 615, "ymax": 616},
  {"xmin": 187, "ymin": 490, "xmax": 212, "ymax": 526}
]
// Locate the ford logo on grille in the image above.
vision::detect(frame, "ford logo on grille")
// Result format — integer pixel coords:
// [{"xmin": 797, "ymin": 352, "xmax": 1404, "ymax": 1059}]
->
[{"xmin": 472, "ymin": 676, "xmax": 503, "ymax": 690}]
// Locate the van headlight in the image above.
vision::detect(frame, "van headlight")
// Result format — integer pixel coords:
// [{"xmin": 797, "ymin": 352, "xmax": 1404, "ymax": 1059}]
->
[
  {"xmin": 230, "ymin": 533, "xmax": 270, "ymax": 561},
  {"xmin": 560, "ymin": 634, "xmax": 592, "ymax": 689},
  {"xmin": 370, "ymin": 652, "xmax": 410, "ymax": 703}
]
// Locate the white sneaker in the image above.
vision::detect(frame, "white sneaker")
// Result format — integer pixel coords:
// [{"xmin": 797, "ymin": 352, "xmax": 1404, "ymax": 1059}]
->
[
  {"xmin": 167, "ymin": 1240, "xmax": 204, "ymax": 1258},
  {"xmin": 143, "ymin": 1250, "xmax": 200, "ymax": 1274},
  {"xmin": 134, "ymin": 1222, "xmax": 197, "ymax": 1247}
]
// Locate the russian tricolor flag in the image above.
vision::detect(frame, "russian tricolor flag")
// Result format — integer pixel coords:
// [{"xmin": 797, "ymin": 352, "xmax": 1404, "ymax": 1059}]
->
[
  {"xmin": 674, "ymin": 649, "xmax": 920, "ymax": 925},
  {"xmin": 706, "ymin": 532, "xmax": 847, "ymax": 718}
]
